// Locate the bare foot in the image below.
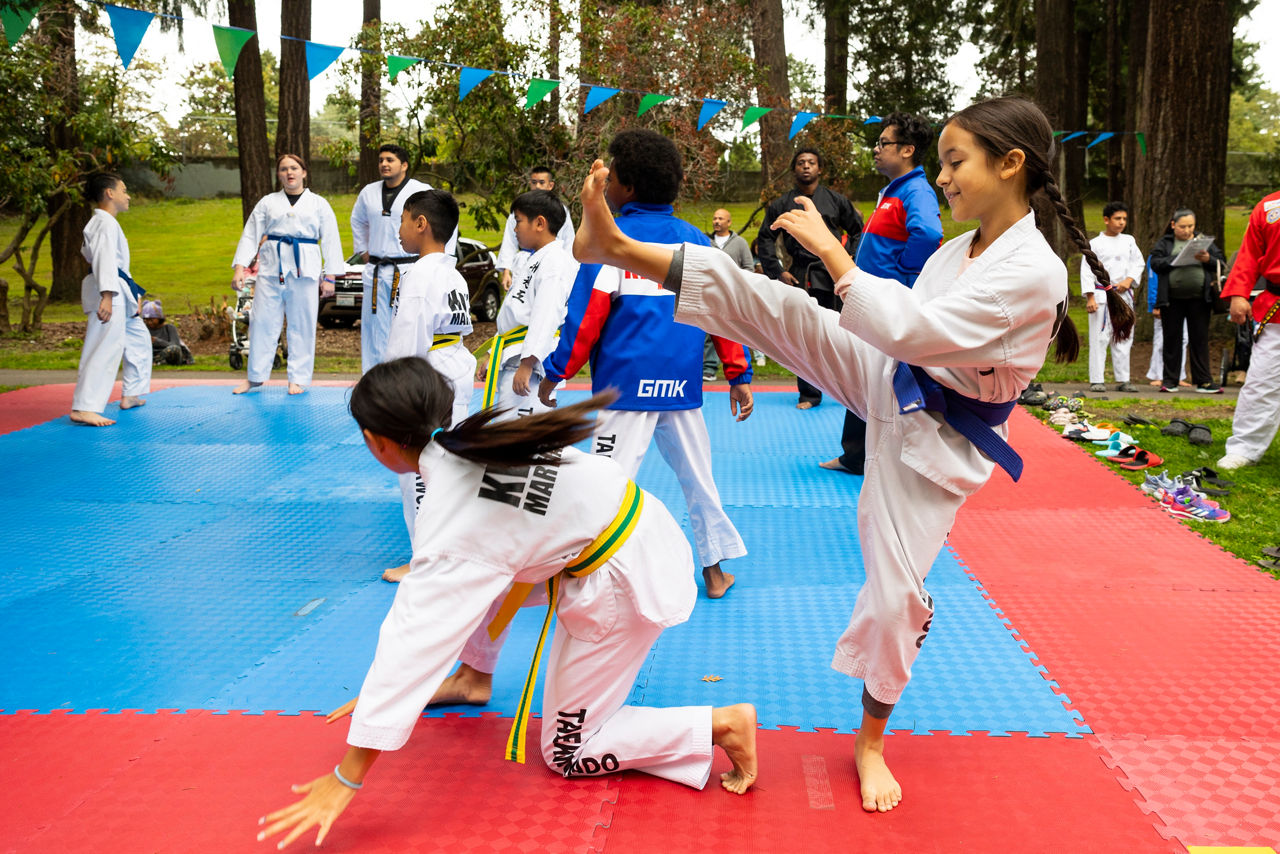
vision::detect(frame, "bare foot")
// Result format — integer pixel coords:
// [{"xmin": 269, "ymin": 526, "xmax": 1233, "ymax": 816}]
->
[
  {"xmin": 712, "ymin": 703, "xmax": 758, "ymax": 794},
  {"xmin": 381, "ymin": 563, "xmax": 411, "ymax": 583},
  {"xmin": 288, "ymin": 382, "xmax": 306, "ymax": 395},
  {"xmin": 1147, "ymin": 379, "xmax": 1162, "ymax": 387},
  {"xmin": 426, "ymin": 663, "xmax": 493, "ymax": 706},
  {"xmin": 818, "ymin": 457, "xmax": 860, "ymax": 475},
  {"xmin": 70, "ymin": 410, "xmax": 115, "ymax": 427},
  {"xmin": 702, "ymin": 564, "xmax": 735, "ymax": 599},
  {"xmin": 573, "ymin": 159, "xmax": 624, "ymax": 266},
  {"xmin": 796, "ymin": 401, "xmax": 815, "ymax": 410},
  {"xmin": 232, "ymin": 380, "xmax": 262, "ymax": 395},
  {"xmin": 854, "ymin": 731, "xmax": 902, "ymax": 812},
  {"xmin": 119, "ymin": 396, "xmax": 146, "ymax": 409}
]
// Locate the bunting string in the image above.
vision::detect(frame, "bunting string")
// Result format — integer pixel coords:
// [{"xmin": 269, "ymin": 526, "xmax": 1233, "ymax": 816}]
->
[{"xmin": 1, "ymin": 0, "xmax": 1146, "ymax": 151}]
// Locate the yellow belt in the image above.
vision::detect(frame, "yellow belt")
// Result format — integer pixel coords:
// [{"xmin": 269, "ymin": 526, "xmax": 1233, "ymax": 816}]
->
[
  {"xmin": 477, "ymin": 325, "xmax": 529, "ymax": 409},
  {"xmin": 489, "ymin": 479, "xmax": 644, "ymax": 763},
  {"xmin": 431, "ymin": 334, "xmax": 461, "ymax": 351}
]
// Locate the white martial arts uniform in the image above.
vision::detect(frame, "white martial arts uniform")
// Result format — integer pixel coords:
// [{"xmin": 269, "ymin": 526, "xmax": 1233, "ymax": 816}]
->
[
  {"xmin": 385, "ymin": 252, "xmax": 476, "ymax": 534},
  {"xmin": 350, "ymin": 178, "xmax": 460, "ymax": 373},
  {"xmin": 72, "ymin": 209, "xmax": 151, "ymax": 413},
  {"xmin": 348, "ymin": 446, "xmax": 712, "ymax": 787},
  {"xmin": 231, "ymin": 189, "xmax": 344, "ymax": 387},
  {"xmin": 1080, "ymin": 231, "xmax": 1145, "ymax": 385},
  {"xmin": 1147, "ymin": 318, "xmax": 1188, "ymax": 383},
  {"xmin": 487, "ymin": 241, "xmax": 577, "ymax": 419},
  {"xmin": 671, "ymin": 212, "xmax": 1064, "ymax": 704},
  {"xmin": 495, "ymin": 204, "xmax": 575, "ymax": 274}
]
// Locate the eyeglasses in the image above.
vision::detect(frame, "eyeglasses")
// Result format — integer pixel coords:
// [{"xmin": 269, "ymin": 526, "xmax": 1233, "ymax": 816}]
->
[{"xmin": 873, "ymin": 139, "xmax": 905, "ymax": 150}]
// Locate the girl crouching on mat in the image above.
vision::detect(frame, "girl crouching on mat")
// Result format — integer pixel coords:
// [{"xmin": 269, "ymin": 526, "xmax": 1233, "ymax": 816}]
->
[
  {"xmin": 258, "ymin": 356, "xmax": 758, "ymax": 850},
  {"xmin": 566, "ymin": 97, "xmax": 1133, "ymax": 814}
]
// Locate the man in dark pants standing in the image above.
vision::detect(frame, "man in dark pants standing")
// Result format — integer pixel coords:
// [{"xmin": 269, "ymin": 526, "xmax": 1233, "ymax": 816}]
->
[
  {"xmin": 757, "ymin": 148, "xmax": 864, "ymax": 408},
  {"xmin": 820, "ymin": 113, "xmax": 943, "ymax": 474}
]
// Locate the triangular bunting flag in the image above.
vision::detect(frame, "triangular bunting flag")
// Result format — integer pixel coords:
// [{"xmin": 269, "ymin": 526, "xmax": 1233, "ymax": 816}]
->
[
  {"xmin": 387, "ymin": 55, "xmax": 421, "ymax": 83},
  {"xmin": 1059, "ymin": 131, "xmax": 1086, "ymax": 143},
  {"xmin": 458, "ymin": 67, "xmax": 494, "ymax": 101},
  {"xmin": 741, "ymin": 106, "xmax": 771, "ymax": 130},
  {"xmin": 863, "ymin": 115, "xmax": 883, "ymax": 124},
  {"xmin": 788, "ymin": 111, "xmax": 819, "ymax": 139},
  {"xmin": 524, "ymin": 78, "xmax": 559, "ymax": 108},
  {"xmin": 211, "ymin": 25, "xmax": 255, "ymax": 78},
  {"xmin": 304, "ymin": 40, "xmax": 345, "ymax": 80},
  {"xmin": 1086, "ymin": 131, "xmax": 1115, "ymax": 149},
  {"xmin": 1052, "ymin": 130, "xmax": 1068, "ymax": 137},
  {"xmin": 2, "ymin": 3, "xmax": 38, "ymax": 48},
  {"xmin": 637, "ymin": 93, "xmax": 673, "ymax": 116},
  {"xmin": 583, "ymin": 86, "xmax": 619, "ymax": 114},
  {"xmin": 104, "ymin": 3, "xmax": 154, "ymax": 69},
  {"xmin": 697, "ymin": 99, "xmax": 727, "ymax": 131},
  {"xmin": 1135, "ymin": 131, "xmax": 1147, "ymax": 155}
]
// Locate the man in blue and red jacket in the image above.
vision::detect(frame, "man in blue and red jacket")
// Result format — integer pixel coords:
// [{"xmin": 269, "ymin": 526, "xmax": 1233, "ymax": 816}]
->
[
  {"xmin": 539, "ymin": 129, "xmax": 754, "ymax": 598},
  {"xmin": 820, "ymin": 112, "xmax": 944, "ymax": 475}
]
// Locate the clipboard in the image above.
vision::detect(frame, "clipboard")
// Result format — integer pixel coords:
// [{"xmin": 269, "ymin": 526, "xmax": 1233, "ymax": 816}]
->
[{"xmin": 1170, "ymin": 235, "xmax": 1215, "ymax": 266}]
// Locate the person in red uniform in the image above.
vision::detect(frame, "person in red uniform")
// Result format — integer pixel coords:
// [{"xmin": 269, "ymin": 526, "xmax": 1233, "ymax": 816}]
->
[{"xmin": 1218, "ymin": 189, "xmax": 1280, "ymax": 471}]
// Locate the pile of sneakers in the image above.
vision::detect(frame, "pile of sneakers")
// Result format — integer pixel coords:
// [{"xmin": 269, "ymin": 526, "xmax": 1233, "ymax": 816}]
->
[
  {"xmin": 1059, "ymin": 421, "xmax": 1166, "ymax": 471},
  {"xmin": 1139, "ymin": 469, "xmax": 1232, "ymax": 523}
]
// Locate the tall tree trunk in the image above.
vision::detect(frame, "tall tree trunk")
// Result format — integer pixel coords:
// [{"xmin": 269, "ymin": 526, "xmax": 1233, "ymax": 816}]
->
[
  {"xmin": 548, "ymin": 0, "xmax": 561, "ymax": 115},
  {"xmin": 277, "ymin": 0, "xmax": 311, "ymax": 163},
  {"xmin": 356, "ymin": 0, "xmax": 381, "ymax": 188},
  {"xmin": 41, "ymin": 2, "xmax": 89, "ymax": 303},
  {"xmin": 1104, "ymin": 0, "xmax": 1125, "ymax": 202},
  {"xmin": 1133, "ymin": 0, "xmax": 1232, "ymax": 257},
  {"xmin": 751, "ymin": 0, "xmax": 790, "ymax": 189},
  {"xmin": 1034, "ymin": 0, "xmax": 1076, "ymax": 255},
  {"xmin": 1065, "ymin": 22, "xmax": 1090, "ymax": 226},
  {"xmin": 1125, "ymin": 0, "xmax": 1150, "ymax": 236},
  {"xmin": 228, "ymin": 0, "xmax": 272, "ymax": 222},
  {"xmin": 823, "ymin": 0, "xmax": 848, "ymax": 114}
]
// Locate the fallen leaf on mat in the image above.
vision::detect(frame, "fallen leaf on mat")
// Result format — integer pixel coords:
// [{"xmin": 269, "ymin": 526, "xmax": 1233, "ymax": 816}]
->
[{"xmin": 701, "ymin": 675, "xmax": 722, "ymax": 682}]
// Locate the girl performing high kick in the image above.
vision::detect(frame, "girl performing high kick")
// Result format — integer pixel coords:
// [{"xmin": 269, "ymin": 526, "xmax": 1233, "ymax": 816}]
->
[
  {"xmin": 257, "ymin": 358, "xmax": 758, "ymax": 850},
  {"xmin": 567, "ymin": 97, "xmax": 1133, "ymax": 813}
]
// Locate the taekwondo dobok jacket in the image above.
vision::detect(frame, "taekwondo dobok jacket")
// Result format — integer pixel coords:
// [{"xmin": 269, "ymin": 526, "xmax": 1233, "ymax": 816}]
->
[
  {"xmin": 854, "ymin": 165, "xmax": 943, "ymax": 287},
  {"xmin": 494, "ymin": 241, "xmax": 578, "ymax": 369},
  {"xmin": 348, "ymin": 445, "xmax": 696, "ymax": 751},
  {"xmin": 543, "ymin": 203, "xmax": 752, "ymax": 411},
  {"xmin": 1080, "ymin": 232, "xmax": 1145, "ymax": 298},
  {"xmin": 232, "ymin": 189, "xmax": 345, "ymax": 281},
  {"xmin": 385, "ymin": 253, "xmax": 474, "ymax": 360},
  {"xmin": 80, "ymin": 209, "xmax": 134, "ymax": 315},
  {"xmin": 351, "ymin": 178, "xmax": 460, "ymax": 259},
  {"xmin": 496, "ymin": 205, "xmax": 575, "ymax": 272}
]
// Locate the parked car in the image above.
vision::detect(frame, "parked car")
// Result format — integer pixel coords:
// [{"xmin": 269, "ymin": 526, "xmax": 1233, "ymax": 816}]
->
[{"xmin": 317, "ymin": 237, "xmax": 504, "ymax": 328}]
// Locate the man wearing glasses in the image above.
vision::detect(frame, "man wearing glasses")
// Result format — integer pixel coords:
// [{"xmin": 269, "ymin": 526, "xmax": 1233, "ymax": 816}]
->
[
  {"xmin": 820, "ymin": 112, "xmax": 944, "ymax": 475},
  {"xmin": 757, "ymin": 148, "xmax": 864, "ymax": 409}
]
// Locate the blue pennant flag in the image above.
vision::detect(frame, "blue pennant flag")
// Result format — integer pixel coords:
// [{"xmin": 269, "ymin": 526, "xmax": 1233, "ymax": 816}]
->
[
  {"xmin": 1086, "ymin": 132, "xmax": 1116, "ymax": 148},
  {"xmin": 863, "ymin": 115, "xmax": 883, "ymax": 124},
  {"xmin": 304, "ymin": 41, "xmax": 345, "ymax": 80},
  {"xmin": 104, "ymin": 3, "xmax": 154, "ymax": 69},
  {"xmin": 697, "ymin": 99, "xmax": 727, "ymax": 131},
  {"xmin": 1059, "ymin": 131, "xmax": 1087, "ymax": 143},
  {"xmin": 789, "ymin": 111, "xmax": 819, "ymax": 139},
  {"xmin": 459, "ymin": 67, "xmax": 495, "ymax": 101},
  {"xmin": 583, "ymin": 86, "xmax": 620, "ymax": 114}
]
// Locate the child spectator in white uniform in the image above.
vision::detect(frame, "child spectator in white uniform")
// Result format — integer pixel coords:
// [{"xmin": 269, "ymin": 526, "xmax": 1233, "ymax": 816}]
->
[
  {"xmin": 256, "ymin": 358, "xmax": 758, "ymax": 851},
  {"xmin": 381, "ymin": 189, "xmax": 476, "ymax": 583},
  {"xmin": 1081, "ymin": 201, "xmax": 1145, "ymax": 392},
  {"xmin": 70, "ymin": 173, "xmax": 151, "ymax": 426}
]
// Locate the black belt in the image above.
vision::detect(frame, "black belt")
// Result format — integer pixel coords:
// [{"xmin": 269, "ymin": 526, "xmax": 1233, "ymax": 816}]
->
[{"xmin": 366, "ymin": 255, "xmax": 418, "ymax": 314}]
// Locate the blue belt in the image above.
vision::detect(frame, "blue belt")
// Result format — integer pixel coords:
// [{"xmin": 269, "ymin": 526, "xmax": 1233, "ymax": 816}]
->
[
  {"xmin": 266, "ymin": 233, "xmax": 319, "ymax": 281},
  {"xmin": 117, "ymin": 269, "xmax": 145, "ymax": 301},
  {"xmin": 892, "ymin": 362, "xmax": 1022, "ymax": 481}
]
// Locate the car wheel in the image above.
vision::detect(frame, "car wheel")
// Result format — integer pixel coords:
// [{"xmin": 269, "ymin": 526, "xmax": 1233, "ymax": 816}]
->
[
  {"xmin": 319, "ymin": 313, "xmax": 339, "ymax": 329},
  {"xmin": 229, "ymin": 351, "xmax": 243, "ymax": 370},
  {"xmin": 477, "ymin": 284, "xmax": 501, "ymax": 323}
]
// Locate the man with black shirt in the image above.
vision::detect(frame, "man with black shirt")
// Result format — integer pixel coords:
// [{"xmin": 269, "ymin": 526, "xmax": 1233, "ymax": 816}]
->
[
  {"xmin": 757, "ymin": 148, "xmax": 863, "ymax": 408},
  {"xmin": 351, "ymin": 144, "xmax": 458, "ymax": 373}
]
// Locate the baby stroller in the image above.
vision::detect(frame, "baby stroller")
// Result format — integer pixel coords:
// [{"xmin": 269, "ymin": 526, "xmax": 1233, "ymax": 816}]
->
[{"xmin": 226, "ymin": 270, "xmax": 287, "ymax": 371}]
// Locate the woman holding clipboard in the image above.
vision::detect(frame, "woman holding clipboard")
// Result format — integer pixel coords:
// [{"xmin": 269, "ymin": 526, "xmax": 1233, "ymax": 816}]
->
[{"xmin": 1151, "ymin": 208, "xmax": 1228, "ymax": 393}]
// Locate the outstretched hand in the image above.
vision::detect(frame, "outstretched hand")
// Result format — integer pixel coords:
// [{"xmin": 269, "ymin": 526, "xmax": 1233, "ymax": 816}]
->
[
  {"xmin": 258, "ymin": 773, "xmax": 357, "ymax": 850},
  {"xmin": 573, "ymin": 160, "xmax": 620, "ymax": 267},
  {"xmin": 772, "ymin": 197, "xmax": 840, "ymax": 257}
]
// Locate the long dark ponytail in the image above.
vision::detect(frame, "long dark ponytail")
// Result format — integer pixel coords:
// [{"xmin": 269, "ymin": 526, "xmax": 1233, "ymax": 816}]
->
[
  {"xmin": 350, "ymin": 357, "xmax": 616, "ymax": 469},
  {"xmin": 946, "ymin": 98, "xmax": 1136, "ymax": 361}
]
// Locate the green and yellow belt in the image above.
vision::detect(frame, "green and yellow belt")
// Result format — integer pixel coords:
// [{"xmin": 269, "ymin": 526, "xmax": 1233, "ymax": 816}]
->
[
  {"xmin": 487, "ymin": 479, "xmax": 644, "ymax": 763},
  {"xmin": 475, "ymin": 325, "xmax": 529, "ymax": 409}
]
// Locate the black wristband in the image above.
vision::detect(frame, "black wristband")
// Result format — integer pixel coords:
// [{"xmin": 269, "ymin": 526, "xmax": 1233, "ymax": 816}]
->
[{"xmin": 662, "ymin": 246, "xmax": 685, "ymax": 295}]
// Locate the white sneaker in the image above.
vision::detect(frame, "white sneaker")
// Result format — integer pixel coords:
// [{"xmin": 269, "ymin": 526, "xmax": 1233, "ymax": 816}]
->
[{"xmin": 1216, "ymin": 453, "xmax": 1252, "ymax": 471}]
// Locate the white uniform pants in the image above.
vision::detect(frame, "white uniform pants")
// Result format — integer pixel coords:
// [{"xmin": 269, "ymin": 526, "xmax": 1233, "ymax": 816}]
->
[
  {"xmin": 590, "ymin": 408, "xmax": 746, "ymax": 569},
  {"xmin": 398, "ymin": 347, "xmax": 476, "ymax": 536},
  {"xmin": 248, "ymin": 273, "xmax": 318, "ymax": 386},
  {"xmin": 360, "ymin": 264, "xmax": 399, "ymax": 374},
  {"xmin": 492, "ymin": 364, "xmax": 557, "ymax": 421},
  {"xmin": 72, "ymin": 297, "xmax": 151, "ymax": 413},
  {"xmin": 1147, "ymin": 317, "xmax": 1187, "ymax": 383},
  {"xmin": 1087, "ymin": 293, "xmax": 1133, "ymax": 383},
  {"xmin": 539, "ymin": 577, "xmax": 713, "ymax": 788},
  {"xmin": 1224, "ymin": 324, "xmax": 1280, "ymax": 462}
]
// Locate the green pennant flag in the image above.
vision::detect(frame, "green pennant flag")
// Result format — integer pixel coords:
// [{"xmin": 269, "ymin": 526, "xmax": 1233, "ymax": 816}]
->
[
  {"xmin": 524, "ymin": 78, "xmax": 559, "ymax": 108},
  {"xmin": 637, "ymin": 93, "xmax": 673, "ymax": 116},
  {"xmin": 1135, "ymin": 131, "xmax": 1146, "ymax": 155},
  {"xmin": 741, "ymin": 106, "xmax": 771, "ymax": 130},
  {"xmin": 387, "ymin": 55, "xmax": 421, "ymax": 83},
  {"xmin": 211, "ymin": 25, "xmax": 255, "ymax": 78},
  {"xmin": 1053, "ymin": 130, "xmax": 1067, "ymax": 138},
  {"xmin": 2, "ymin": 3, "xmax": 38, "ymax": 48}
]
